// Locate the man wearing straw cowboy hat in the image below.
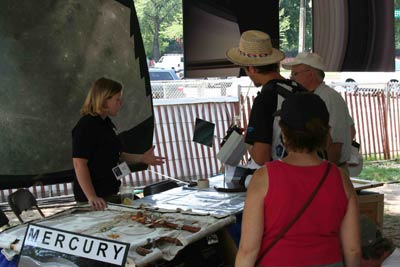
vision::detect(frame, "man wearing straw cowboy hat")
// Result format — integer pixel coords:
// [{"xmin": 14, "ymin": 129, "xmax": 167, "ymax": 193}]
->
[{"xmin": 226, "ymin": 30, "xmax": 305, "ymax": 167}]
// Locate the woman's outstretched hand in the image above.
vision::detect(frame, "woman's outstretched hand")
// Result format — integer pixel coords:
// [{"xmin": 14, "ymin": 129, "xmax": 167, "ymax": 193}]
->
[{"xmin": 142, "ymin": 146, "xmax": 165, "ymax": 166}]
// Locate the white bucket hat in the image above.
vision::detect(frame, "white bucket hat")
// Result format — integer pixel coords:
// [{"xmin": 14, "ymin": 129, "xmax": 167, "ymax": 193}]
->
[
  {"xmin": 226, "ymin": 30, "xmax": 285, "ymax": 66},
  {"xmin": 282, "ymin": 52, "xmax": 326, "ymax": 71}
]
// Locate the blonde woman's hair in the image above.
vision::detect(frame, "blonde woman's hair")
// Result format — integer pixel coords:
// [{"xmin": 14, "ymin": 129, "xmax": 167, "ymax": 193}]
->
[{"xmin": 80, "ymin": 77, "xmax": 122, "ymax": 116}]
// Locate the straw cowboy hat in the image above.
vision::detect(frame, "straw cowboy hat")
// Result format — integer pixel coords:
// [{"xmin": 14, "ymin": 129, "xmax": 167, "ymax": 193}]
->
[{"xmin": 226, "ymin": 30, "xmax": 285, "ymax": 66}]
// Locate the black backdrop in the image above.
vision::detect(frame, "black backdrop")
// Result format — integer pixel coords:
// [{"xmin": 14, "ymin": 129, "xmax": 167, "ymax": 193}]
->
[{"xmin": 0, "ymin": 0, "xmax": 153, "ymax": 188}]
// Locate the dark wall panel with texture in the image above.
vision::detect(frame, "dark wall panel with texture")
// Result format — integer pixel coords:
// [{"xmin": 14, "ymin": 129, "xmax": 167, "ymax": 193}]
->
[{"xmin": 0, "ymin": 0, "xmax": 152, "ymax": 181}]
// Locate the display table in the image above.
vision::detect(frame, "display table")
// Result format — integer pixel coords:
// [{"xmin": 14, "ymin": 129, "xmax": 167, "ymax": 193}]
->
[
  {"xmin": 0, "ymin": 175, "xmax": 241, "ymax": 267},
  {"xmin": 0, "ymin": 175, "xmax": 384, "ymax": 267},
  {"xmin": 0, "ymin": 205, "xmax": 235, "ymax": 266},
  {"xmin": 133, "ymin": 175, "xmax": 245, "ymax": 218}
]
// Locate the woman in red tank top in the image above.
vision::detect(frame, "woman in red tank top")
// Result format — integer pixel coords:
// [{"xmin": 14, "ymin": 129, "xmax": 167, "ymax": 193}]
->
[{"xmin": 236, "ymin": 93, "xmax": 361, "ymax": 267}]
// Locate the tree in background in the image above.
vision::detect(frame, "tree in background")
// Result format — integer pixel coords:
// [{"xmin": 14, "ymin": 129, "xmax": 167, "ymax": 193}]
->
[
  {"xmin": 161, "ymin": 12, "xmax": 183, "ymax": 55},
  {"xmin": 136, "ymin": 0, "xmax": 182, "ymax": 61},
  {"xmin": 279, "ymin": 0, "xmax": 313, "ymax": 57},
  {"xmin": 279, "ymin": 8, "xmax": 291, "ymax": 53}
]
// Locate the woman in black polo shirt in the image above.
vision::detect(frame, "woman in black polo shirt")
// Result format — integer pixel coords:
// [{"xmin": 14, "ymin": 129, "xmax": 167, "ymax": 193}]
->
[{"xmin": 72, "ymin": 77, "xmax": 164, "ymax": 210}]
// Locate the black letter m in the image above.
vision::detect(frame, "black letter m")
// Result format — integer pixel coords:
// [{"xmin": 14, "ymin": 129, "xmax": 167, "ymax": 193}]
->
[{"xmin": 27, "ymin": 228, "xmax": 40, "ymax": 242}]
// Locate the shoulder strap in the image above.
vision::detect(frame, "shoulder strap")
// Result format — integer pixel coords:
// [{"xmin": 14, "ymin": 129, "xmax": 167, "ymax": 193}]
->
[
  {"xmin": 259, "ymin": 79, "xmax": 304, "ymax": 98},
  {"xmin": 255, "ymin": 162, "xmax": 332, "ymax": 265},
  {"xmin": 271, "ymin": 80, "xmax": 297, "ymax": 159},
  {"xmin": 275, "ymin": 80, "xmax": 296, "ymax": 98}
]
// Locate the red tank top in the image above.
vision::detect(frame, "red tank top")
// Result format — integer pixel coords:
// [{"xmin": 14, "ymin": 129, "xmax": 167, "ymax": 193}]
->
[{"xmin": 258, "ymin": 160, "xmax": 348, "ymax": 266}]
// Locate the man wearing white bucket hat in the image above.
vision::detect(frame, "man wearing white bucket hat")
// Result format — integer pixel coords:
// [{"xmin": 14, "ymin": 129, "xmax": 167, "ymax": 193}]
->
[
  {"xmin": 226, "ymin": 30, "xmax": 305, "ymax": 167},
  {"xmin": 282, "ymin": 52, "xmax": 357, "ymax": 174}
]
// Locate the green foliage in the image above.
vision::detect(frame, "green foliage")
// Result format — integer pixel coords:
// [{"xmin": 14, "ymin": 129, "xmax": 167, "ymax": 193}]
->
[
  {"xmin": 160, "ymin": 12, "xmax": 183, "ymax": 53},
  {"xmin": 358, "ymin": 160, "xmax": 400, "ymax": 182},
  {"xmin": 161, "ymin": 12, "xmax": 182, "ymax": 40},
  {"xmin": 279, "ymin": 8, "xmax": 290, "ymax": 49},
  {"xmin": 279, "ymin": 0, "xmax": 299, "ymax": 54},
  {"xmin": 135, "ymin": 0, "xmax": 182, "ymax": 60},
  {"xmin": 279, "ymin": 0, "xmax": 313, "ymax": 57}
]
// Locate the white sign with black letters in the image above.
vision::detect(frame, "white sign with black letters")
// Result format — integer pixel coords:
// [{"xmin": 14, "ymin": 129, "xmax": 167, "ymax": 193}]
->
[{"xmin": 19, "ymin": 224, "xmax": 130, "ymax": 266}]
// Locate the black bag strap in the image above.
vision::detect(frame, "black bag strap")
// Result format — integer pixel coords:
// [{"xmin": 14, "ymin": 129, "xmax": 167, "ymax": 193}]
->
[
  {"xmin": 275, "ymin": 83, "xmax": 294, "ymax": 98},
  {"xmin": 255, "ymin": 162, "xmax": 332, "ymax": 266}
]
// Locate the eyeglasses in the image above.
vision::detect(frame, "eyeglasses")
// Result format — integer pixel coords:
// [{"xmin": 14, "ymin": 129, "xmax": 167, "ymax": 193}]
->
[{"xmin": 290, "ymin": 69, "xmax": 311, "ymax": 79}]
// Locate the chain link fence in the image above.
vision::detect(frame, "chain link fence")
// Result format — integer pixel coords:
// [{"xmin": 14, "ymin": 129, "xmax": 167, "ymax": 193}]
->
[{"xmin": 151, "ymin": 78, "xmax": 241, "ymax": 99}]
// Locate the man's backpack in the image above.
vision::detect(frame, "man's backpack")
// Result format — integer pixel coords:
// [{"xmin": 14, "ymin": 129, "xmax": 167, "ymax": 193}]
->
[{"xmin": 263, "ymin": 79, "xmax": 306, "ymax": 159}]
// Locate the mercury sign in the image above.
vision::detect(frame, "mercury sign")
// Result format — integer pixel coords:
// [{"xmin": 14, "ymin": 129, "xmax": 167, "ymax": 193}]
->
[{"xmin": 18, "ymin": 224, "xmax": 130, "ymax": 266}]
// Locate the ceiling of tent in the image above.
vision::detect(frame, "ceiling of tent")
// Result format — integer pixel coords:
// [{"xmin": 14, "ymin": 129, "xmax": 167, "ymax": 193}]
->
[{"xmin": 183, "ymin": 0, "xmax": 395, "ymax": 77}]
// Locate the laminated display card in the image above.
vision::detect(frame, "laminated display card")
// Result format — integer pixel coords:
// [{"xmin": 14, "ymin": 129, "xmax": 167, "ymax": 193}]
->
[
  {"xmin": 17, "ymin": 224, "xmax": 130, "ymax": 267},
  {"xmin": 112, "ymin": 162, "xmax": 131, "ymax": 180}
]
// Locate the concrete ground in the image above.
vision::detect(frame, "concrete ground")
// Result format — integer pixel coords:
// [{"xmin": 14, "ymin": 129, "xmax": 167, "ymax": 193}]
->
[{"xmin": 373, "ymin": 183, "xmax": 400, "ymax": 247}]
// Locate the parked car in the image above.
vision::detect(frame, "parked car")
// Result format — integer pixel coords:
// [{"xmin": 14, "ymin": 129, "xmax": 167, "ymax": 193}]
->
[
  {"xmin": 149, "ymin": 68, "xmax": 180, "ymax": 81},
  {"xmin": 149, "ymin": 68, "xmax": 184, "ymax": 98},
  {"xmin": 154, "ymin": 54, "xmax": 184, "ymax": 73}
]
